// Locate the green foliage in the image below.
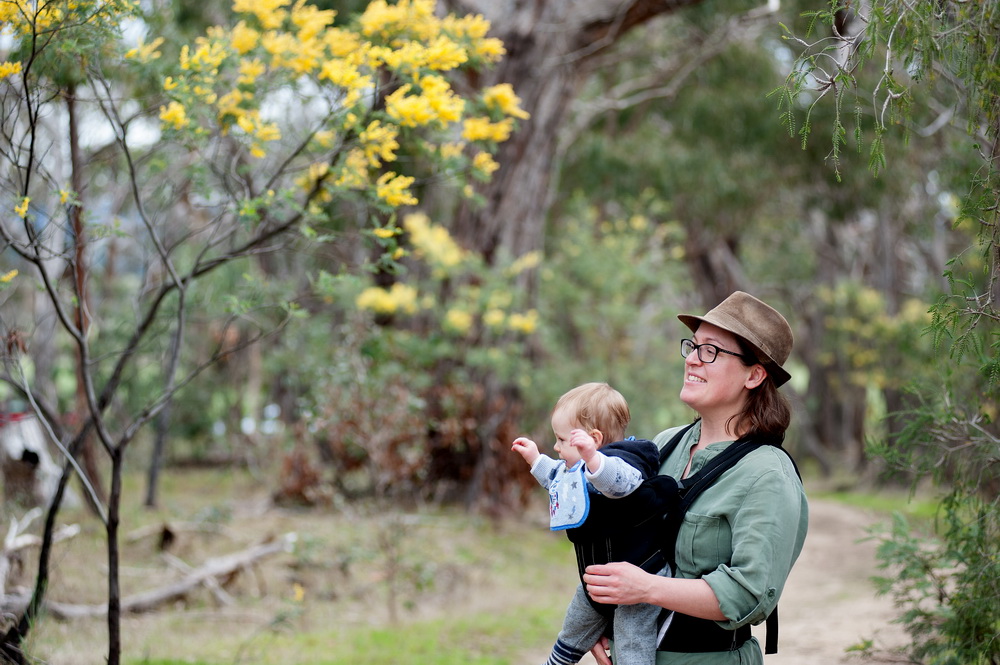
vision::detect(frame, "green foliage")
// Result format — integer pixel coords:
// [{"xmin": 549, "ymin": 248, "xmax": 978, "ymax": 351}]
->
[
  {"xmin": 869, "ymin": 499, "xmax": 1000, "ymax": 665},
  {"xmin": 782, "ymin": 1, "xmax": 1000, "ymax": 662},
  {"xmin": 880, "ymin": 183, "xmax": 1000, "ymax": 665},
  {"xmin": 867, "ymin": 367, "xmax": 998, "ymax": 497},
  {"xmin": 931, "ymin": 229, "xmax": 1000, "ymax": 378},
  {"xmin": 778, "ymin": 0, "xmax": 1000, "ymax": 183}
]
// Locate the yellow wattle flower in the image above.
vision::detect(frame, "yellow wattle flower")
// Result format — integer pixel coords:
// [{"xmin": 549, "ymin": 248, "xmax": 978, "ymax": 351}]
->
[
  {"xmin": 483, "ymin": 308, "xmax": 505, "ymax": 328},
  {"xmin": 231, "ymin": 21, "xmax": 260, "ymax": 54},
  {"xmin": 507, "ymin": 310, "xmax": 538, "ymax": 334},
  {"xmin": 0, "ymin": 61, "xmax": 24, "ymax": 80},
  {"xmin": 444, "ymin": 308, "xmax": 473, "ymax": 334},
  {"xmin": 441, "ymin": 13, "xmax": 491, "ymax": 40},
  {"xmin": 334, "ymin": 149, "xmax": 369, "ymax": 189},
  {"xmin": 462, "ymin": 117, "xmax": 513, "ymax": 143},
  {"xmin": 233, "ymin": 0, "xmax": 287, "ymax": 30},
  {"xmin": 375, "ymin": 172, "xmax": 417, "ymax": 207},
  {"xmin": 482, "ymin": 83, "xmax": 530, "ymax": 119},
  {"xmin": 472, "ymin": 151, "xmax": 499, "ymax": 175},
  {"xmin": 474, "ymin": 38, "xmax": 506, "ymax": 62},
  {"xmin": 125, "ymin": 36, "xmax": 165, "ymax": 61}
]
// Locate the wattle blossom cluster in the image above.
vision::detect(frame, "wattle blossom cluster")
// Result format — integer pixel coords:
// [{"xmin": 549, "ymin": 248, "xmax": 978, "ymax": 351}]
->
[
  {"xmin": 155, "ymin": 0, "xmax": 529, "ymax": 216},
  {"xmin": 355, "ymin": 212, "xmax": 539, "ymax": 338},
  {"xmin": 356, "ymin": 282, "xmax": 419, "ymax": 315},
  {"xmin": 402, "ymin": 212, "xmax": 467, "ymax": 276},
  {"xmin": 0, "ymin": 0, "xmax": 133, "ymax": 84}
]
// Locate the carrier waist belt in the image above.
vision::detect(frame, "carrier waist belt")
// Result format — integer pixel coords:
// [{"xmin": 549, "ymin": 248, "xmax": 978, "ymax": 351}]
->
[{"xmin": 658, "ymin": 612, "xmax": 751, "ymax": 653}]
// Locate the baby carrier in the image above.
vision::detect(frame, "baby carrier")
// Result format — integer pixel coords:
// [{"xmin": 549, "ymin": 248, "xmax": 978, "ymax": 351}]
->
[{"xmin": 565, "ymin": 422, "xmax": 798, "ymax": 654}]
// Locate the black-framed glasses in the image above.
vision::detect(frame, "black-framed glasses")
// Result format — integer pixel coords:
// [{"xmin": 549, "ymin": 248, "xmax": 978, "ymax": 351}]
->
[{"xmin": 680, "ymin": 338, "xmax": 749, "ymax": 364}]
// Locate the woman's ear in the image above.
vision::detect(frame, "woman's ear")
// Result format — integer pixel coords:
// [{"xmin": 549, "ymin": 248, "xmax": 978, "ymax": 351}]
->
[{"xmin": 745, "ymin": 364, "xmax": 768, "ymax": 390}]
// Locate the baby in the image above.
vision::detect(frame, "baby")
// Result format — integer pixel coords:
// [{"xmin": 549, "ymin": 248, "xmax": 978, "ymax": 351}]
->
[{"xmin": 512, "ymin": 382, "xmax": 667, "ymax": 665}]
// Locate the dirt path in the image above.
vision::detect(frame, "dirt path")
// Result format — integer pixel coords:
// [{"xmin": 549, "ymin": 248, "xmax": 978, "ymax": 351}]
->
[
  {"xmin": 752, "ymin": 498, "xmax": 908, "ymax": 664},
  {"xmin": 522, "ymin": 498, "xmax": 910, "ymax": 664}
]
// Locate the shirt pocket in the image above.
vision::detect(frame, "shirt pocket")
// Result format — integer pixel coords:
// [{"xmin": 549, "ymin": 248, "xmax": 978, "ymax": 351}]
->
[{"xmin": 675, "ymin": 512, "xmax": 733, "ymax": 576}]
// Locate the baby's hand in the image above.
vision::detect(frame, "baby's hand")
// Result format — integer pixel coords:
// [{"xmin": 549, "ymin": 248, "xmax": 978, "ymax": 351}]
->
[
  {"xmin": 511, "ymin": 437, "xmax": 540, "ymax": 465},
  {"xmin": 569, "ymin": 429, "xmax": 598, "ymax": 459}
]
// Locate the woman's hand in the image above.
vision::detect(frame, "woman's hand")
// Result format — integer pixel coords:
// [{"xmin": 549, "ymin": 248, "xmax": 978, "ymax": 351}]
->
[
  {"xmin": 589, "ymin": 635, "xmax": 612, "ymax": 665},
  {"xmin": 583, "ymin": 561, "xmax": 652, "ymax": 606}
]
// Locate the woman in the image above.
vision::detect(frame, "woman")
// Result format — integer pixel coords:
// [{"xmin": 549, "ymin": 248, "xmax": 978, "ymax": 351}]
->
[{"xmin": 584, "ymin": 291, "xmax": 809, "ymax": 665}]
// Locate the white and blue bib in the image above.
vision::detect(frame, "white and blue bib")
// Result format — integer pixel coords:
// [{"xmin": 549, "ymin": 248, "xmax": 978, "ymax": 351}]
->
[{"xmin": 548, "ymin": 461, "xmax": 590, "ymax": 530}]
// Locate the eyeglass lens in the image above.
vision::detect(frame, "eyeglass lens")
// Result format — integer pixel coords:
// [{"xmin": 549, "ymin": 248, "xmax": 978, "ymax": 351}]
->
[{"xmin": 681, "ymin": 339, "xmax": 718, "ymax": 363}]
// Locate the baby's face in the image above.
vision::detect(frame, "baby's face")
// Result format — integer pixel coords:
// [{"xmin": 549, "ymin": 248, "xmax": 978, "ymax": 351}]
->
[{"xmin": 550, "ymin": 408, "xmax": 583, "ymax": 467}]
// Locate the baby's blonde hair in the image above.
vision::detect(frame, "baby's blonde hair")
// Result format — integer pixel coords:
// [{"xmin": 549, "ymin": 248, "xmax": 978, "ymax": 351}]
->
[{"xmin": 553, "ymin": 382, "xmax": 630, "ymax": 445}]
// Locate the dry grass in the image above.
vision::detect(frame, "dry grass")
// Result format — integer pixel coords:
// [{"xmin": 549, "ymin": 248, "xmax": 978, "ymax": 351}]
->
[{"xmin": 10, "ymin": 465, "xmax": 576, "ymax": 664}]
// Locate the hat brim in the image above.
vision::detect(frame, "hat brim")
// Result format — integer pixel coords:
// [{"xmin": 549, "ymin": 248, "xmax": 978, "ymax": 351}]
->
[{"xmin": 678, "ymin": 313, "xmax": 792, "ymax": 387}]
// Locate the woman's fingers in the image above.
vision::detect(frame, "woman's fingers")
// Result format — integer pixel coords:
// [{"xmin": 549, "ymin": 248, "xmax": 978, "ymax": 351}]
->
[{"xmin": 589, "ymin": 636, "xmax": 612, "ymax": 665}]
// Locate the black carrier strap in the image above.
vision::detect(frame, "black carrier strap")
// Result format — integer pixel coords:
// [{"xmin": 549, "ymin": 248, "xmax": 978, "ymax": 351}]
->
[{"xmin": 654, "ymin": 423, "xmax": 795, "ymax": 655}]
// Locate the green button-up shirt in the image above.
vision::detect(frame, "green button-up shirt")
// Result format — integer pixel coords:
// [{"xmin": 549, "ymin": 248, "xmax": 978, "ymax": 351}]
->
[{"xmin": 649, "ymin": 421, "xmax": 809, "ymax": 664}]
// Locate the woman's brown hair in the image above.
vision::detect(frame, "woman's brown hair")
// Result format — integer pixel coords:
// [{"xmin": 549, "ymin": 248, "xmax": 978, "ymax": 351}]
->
[{"xmin": 728, "ymin": 337, "xmax": 791, "ymax": 441}]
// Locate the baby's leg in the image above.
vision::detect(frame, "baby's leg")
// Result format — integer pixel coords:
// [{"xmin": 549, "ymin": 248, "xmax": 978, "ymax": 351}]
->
[
  {"xmin": 608, "ymin": 602, "xmax": 660, "ymax": 665},
  {"xmin": 544, "ymin": 584, "xmax": 609, "ymax": 665}
]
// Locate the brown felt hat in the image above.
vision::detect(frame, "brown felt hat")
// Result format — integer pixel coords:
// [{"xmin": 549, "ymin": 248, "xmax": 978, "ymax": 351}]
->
[{"xmin": 678, "ymin": 291, "xmax": 793, "ymax": 387}]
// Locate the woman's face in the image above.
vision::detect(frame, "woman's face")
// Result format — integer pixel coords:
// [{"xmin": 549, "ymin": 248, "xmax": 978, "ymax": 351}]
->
[
  {"xmin": 550, "ymin": 407, "xmax": 583, "ymax": 467},
  {"xmin": 679, "ymin": 322, "xmax": 760, "ymax": 419}
]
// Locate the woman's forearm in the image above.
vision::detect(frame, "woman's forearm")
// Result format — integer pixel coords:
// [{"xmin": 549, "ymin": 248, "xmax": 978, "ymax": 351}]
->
[
  {"xmin": 583, "ymin": 562, "xmax": 726, "ymax": 621},
  {"xmin": 645, "ymin": 576, "xmax": 725, "ymax": 621}
]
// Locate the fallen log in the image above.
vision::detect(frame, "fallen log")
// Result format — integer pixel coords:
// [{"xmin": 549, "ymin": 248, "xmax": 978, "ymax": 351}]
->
[
  {"xmin": 0, "ymin": 532, "xmax": 296, "ymax": 620},
  {"xmin": 2, "ymin": 509, "xmax": 80, "ymax": 597}
]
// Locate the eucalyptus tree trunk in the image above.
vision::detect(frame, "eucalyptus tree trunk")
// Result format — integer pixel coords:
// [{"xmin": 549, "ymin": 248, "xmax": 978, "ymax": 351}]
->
[
  {"xmin": 444, "ymin": 0, "xmax": 703, "ymax": 263},
  {"xmin": 684, "ymin": 226, "xmax": 749, "ymax": 307}
]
